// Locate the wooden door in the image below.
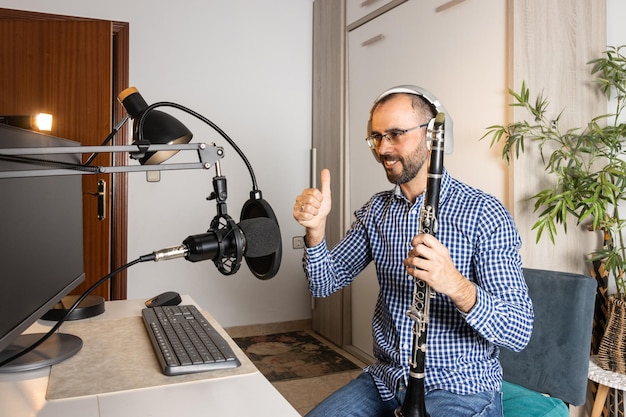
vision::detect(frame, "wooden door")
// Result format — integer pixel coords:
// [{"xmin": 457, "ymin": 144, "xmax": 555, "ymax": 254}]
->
[{"xmin": 0, "ymin": 10, "xmax": 129, "ymax": 300}]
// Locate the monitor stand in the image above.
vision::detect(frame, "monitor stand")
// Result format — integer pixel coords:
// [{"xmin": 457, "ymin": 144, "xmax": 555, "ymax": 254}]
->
[
  {"xmin": 0, "ymin": 333, "xmax": 83, "ymax": 373},
  {"xmin": 41, "ymin": 295, "xmax": 105, "ymax": 321}
]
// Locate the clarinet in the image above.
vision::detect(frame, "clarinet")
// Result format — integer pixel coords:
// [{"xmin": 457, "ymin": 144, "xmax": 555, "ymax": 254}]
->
[{"xmin": 395, "ymin": 112, "xmax": 446, "ymax": 417}]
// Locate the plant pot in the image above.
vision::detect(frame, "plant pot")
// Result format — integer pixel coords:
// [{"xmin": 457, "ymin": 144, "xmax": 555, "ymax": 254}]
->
[{"xmin": 597, "ymin": 296, "xmax": 626, "ymax": 374}]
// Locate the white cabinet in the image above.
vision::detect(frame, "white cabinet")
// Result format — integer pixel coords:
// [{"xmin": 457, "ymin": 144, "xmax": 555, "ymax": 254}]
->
[{"xmin": 346, "ymin": 0, "xmax": 507, "ymax": 357}]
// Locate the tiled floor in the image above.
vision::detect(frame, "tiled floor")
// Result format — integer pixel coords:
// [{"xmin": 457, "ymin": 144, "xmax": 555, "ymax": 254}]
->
[
  {"xmin": 271, "ymin": 331, "xmax": 368, "ymax": 415},
  {"xmin": 226, "ymin": 322, "xmax": 369, "ymax": 416},
  {"xmin": 273, "ymin": 367, "xmax": 364, "ymax": 415}
]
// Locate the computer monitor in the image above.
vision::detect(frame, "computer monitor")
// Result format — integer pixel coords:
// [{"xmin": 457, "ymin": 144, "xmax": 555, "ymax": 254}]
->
[{"xmin": 0, "ymin": 124, "xmax": 86, "ymax": 372}]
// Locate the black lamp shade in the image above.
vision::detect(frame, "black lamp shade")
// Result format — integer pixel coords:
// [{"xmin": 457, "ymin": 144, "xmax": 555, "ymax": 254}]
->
[{"xmin": 118, "ymin": 87, "xmax": 193, "ymax": 165}]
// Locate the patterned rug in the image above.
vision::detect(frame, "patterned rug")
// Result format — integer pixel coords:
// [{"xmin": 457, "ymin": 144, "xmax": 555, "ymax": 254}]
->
[{"xmin": 233, "ymin": 331, "xmax": 361, "ymax": 382}]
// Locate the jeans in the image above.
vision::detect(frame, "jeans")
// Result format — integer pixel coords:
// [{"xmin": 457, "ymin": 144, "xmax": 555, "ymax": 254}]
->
[{"xmin": 304, "ymin": 372, "xmax": 503, "ymax": 417}]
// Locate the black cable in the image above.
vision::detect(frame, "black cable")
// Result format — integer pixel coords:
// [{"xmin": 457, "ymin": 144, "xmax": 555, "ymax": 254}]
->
[
  {"xmin": 136, "ymin": 102, "xmax": 259, "ymax": 191},
  {"xmin": 83, "ymin": 115, "xmax": 129, "ymax": 166},
  {"xmin": 0, "ymin": 253, "xmax": 156, "ymax": 368}
]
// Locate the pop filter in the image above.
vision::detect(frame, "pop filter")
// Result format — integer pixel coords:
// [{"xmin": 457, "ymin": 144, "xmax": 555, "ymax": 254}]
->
[{"xmin": 240, "ymin": 190, "xmax": 282, "ymax": 280}]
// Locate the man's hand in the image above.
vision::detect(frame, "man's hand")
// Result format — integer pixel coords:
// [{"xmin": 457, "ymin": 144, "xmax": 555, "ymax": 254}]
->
[
  {"xmin": 293, "ymin": 169, "xmax": 332, "ymax": 247},
  {"xmin": 404, "ymin": 233, "xmax": 477, "ymax": 313}
]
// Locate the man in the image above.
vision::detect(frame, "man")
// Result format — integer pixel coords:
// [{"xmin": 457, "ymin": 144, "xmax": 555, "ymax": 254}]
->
[{"xmin": 293, "ymin": 85, "xmax": 533, "ymax": 417}]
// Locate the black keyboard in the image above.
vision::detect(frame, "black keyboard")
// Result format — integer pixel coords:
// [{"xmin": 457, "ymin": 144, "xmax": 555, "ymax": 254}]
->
[{"xmin": 141, "ymin": 304, "xmax": 241, "ymax": 376}]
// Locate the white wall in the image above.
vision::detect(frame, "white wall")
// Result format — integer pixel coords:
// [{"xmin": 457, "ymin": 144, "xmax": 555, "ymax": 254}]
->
[
  {"xmin": 0, "ymin": 0, "xmax": 313, "ymax": 327},
  {"xmin": 607, "ymin": 0, "xmax": 626, "ymax": 105}
]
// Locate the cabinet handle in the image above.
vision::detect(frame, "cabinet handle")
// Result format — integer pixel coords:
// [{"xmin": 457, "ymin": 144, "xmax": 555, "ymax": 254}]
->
[
  {"xmin": 360, "ymin": 0, "xmax": 381, "ymax": 7},
  {"xmin": 310, "ymin": 147, "xmax": 317, "ymax": 189},
  {"xmin": 435, "ymin": 0, "xmax": 466, "ymax": 12},
  {"xmin": 361, "ymin": 34, "xmax": 385, "ymax": 47}
]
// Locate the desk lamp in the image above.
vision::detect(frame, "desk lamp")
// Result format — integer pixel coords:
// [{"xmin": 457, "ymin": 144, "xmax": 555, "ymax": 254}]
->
[
  {"xmin": 118, "ymin": 86, "xmax": 193, "ymax": 165},
  {"xmin": 82, "ymin": 86, "xmax": 192, "ymax": 167}
]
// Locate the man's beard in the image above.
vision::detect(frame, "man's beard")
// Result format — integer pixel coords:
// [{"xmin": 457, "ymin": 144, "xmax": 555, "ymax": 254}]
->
[{"xmin": 380, "ymin": 145, "xmax": 428, "ymax": 185}]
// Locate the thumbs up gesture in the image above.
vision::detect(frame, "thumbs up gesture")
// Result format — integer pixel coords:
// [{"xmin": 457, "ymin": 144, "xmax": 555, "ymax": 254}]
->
[{"xmin": 293, "ymin": 169, "xmax": 332, "ymax": 247}]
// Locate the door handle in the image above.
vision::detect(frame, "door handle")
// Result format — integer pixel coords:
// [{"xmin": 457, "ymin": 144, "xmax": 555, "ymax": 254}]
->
[{"xmin": 84, "ymin": 179, "xmax": 106, "ymax": 221}]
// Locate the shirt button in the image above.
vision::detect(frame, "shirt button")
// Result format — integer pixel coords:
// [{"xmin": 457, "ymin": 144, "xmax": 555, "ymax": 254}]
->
[{"xmin": 402, "ymin": 343, "xmax": 409, "ymax": 350}]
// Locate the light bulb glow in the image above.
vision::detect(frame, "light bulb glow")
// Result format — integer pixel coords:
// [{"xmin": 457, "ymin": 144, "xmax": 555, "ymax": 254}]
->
[{"xmin": 34, "ymin": 113, "xmax": 53, "ymax": 131}]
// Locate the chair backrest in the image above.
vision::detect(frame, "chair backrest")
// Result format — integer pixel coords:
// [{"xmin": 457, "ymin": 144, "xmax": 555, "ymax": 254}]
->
[{"xmin": 499, "ymin": 268, "xmax": 597, "ymax": 406}]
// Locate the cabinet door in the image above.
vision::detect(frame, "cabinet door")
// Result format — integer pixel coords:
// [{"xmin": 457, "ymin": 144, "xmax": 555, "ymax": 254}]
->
[
  {"xmin": 347, "ymin": 0, "xmax": 506, "ymax": 356},
  {"xmin": 346, "ymin": 0, "xmax": 405, "ymax": 26}
]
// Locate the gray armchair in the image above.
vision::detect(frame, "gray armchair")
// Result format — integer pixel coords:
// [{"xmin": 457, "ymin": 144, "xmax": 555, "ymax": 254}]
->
[{"xmin": 500, "ymin": 268, "xmax": 597, "ymax": 415}]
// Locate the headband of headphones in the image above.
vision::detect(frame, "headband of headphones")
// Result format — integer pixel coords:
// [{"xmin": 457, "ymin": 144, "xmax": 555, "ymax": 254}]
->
[{"xmin": 367, "ymin": 85, "xmax": 454, "ymax": 156}]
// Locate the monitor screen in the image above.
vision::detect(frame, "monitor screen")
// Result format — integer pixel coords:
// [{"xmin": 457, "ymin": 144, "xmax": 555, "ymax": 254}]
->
[{"xmin": 0, "ymin": 124, "xmax": 85, "ymax": 371}]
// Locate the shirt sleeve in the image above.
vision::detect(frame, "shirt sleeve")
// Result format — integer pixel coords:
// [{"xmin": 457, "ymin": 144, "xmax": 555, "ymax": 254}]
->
[
  {"xmin": 303, "ymin": 215, "xmax": 372, "ymax": 298},
  {"xmin": 463, "ymin": 199, "xmax": 534, "ymax": 353}
]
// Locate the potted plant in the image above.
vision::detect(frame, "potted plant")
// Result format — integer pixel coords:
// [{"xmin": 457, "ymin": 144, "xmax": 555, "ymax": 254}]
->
[{"xmin": 482, "ymin": 45, "xmax": 626, "ymax": 373}]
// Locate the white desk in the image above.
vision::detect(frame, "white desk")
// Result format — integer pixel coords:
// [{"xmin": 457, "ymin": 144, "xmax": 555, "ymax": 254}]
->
[{"xmin": 0, "ymin": 295, "xmax": 301, "ymax": 417}]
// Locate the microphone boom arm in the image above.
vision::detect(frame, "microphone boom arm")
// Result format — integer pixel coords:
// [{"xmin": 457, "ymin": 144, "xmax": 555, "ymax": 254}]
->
[{"xmin": 0, "ymin": 143, "xmax": 224, "ymax": 178}]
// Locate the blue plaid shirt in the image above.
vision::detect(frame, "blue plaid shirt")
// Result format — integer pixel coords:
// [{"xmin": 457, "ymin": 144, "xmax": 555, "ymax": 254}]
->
[{"xmin": 303, "ymin": 169, "xmax": 533, "ymax": 401}]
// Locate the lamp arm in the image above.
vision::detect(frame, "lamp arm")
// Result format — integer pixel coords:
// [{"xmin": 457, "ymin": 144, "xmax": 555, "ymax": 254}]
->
[
  {"xmin": 136, "ymin": 102, "xmax": 259, "ymax": 191},
  {"xmin": 0, "ymin": 143, "xmax": 223, "ymax": 178}
]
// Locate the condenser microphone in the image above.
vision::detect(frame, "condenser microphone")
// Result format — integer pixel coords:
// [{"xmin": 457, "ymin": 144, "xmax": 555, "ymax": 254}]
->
[
  {"xmin": 151, "ymin": 217, "xmax": 281, "ymax": 274},
  {"xmin": 183, "ymin": 217, "xmax": 280, "ymax": 261}
]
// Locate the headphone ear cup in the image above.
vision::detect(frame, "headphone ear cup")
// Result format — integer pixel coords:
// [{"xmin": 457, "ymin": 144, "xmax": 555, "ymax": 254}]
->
[{"xmin": 366, "ymin": 119, "xmax": 382, "ymax": 163}]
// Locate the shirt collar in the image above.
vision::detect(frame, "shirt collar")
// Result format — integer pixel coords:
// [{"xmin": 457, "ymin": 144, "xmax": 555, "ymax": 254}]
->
[{"xmin": 393, "ymin": 168, "xmax": 451, "ymax": 206}]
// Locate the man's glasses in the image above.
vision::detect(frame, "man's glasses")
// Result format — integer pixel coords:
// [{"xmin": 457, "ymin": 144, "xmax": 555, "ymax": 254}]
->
[{"xmin": 365, "ymin": 123, "xmax": 429, "ymax": 149}]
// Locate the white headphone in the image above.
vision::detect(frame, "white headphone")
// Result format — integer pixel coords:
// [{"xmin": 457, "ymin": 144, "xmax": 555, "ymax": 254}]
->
[{"xmin": 367, "ymin": 85, "xmax": 454, "ymax": 161}]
